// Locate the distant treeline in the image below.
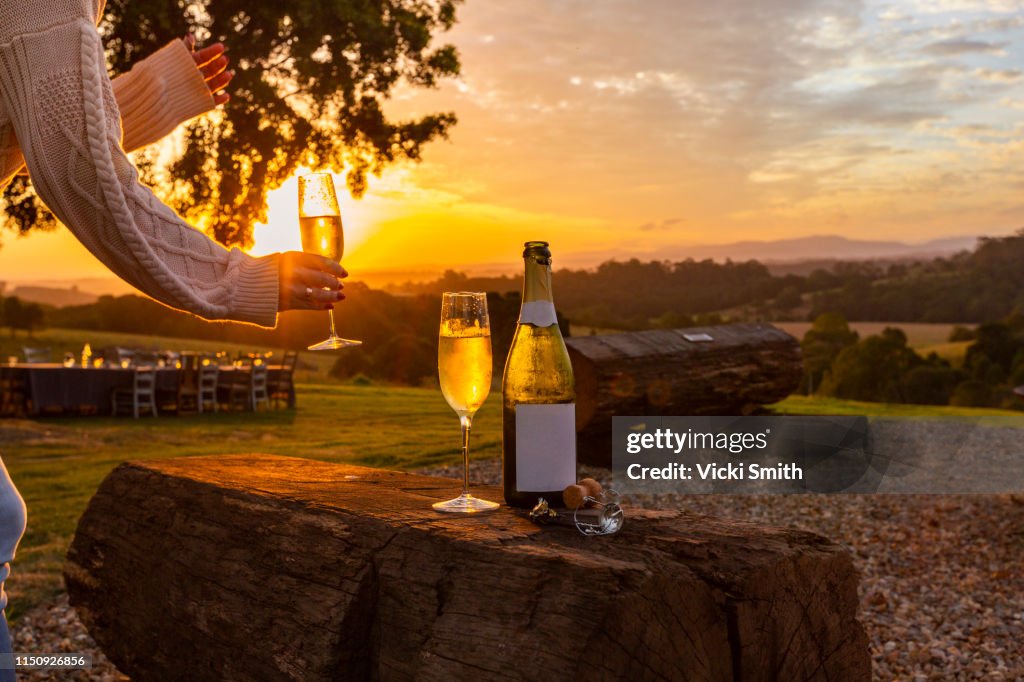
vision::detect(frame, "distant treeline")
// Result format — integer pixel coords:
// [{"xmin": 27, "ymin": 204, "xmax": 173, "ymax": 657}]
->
[
  {"xmin": 392, "ymin": 230, "xmax": 1024, "ymax": 327},
  {"xmin": 395, "ymin": 260, "xmax": 792, "ymax": 329},
  {"xmin": 37, "ymin": 286, "xmax": 567, "ymax": 385},
  {"xmin": 808, "ymin": 232, "xmax": 1024, "ymax": 323}
]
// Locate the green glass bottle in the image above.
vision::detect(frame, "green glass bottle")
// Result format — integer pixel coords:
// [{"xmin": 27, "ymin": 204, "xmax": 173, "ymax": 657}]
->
[{"xmin": 502, "ymin": 241, "xmax": 576, "ymax": 508}]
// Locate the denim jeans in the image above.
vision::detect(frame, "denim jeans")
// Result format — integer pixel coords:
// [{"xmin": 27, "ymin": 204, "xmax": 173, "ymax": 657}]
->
[{"xmin": 0, "ymin": 608, "xmax": 14, "ymax": 682}]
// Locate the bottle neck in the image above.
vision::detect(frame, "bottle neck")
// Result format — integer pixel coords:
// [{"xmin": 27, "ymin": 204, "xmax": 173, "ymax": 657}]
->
[
  {"xmin": 519, "ymin": 256, "xmax": 558, "ymax": 327},
  {"xmin": 522, "ymin": 257, "xmax": 554, "ymax": 304}
]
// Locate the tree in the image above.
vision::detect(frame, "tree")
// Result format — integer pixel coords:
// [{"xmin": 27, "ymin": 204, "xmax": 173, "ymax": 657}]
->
[
  {"xmin": 3, "ymin": 296, "xmax": 23, "ymax": 338},
  {"xmin": 3, "ymin": 296, "xmax": 44, "ymax": 337},
  {"xmin": 964, "ymin": 322, "xmax": 1021, "ymax": 374},
  {"xmin": 800, "ymin": 313, "xmax": 858, "ymax": 394},
  {"xmin": 23, "ymin": 302, "xmax": 44, "ymax": 337},
  {"xmin": 950, "ymin": 379, "xmax": 995, "ymax": 408},
  {"xmin": 772, "ymin": 285, "xmax": 802, "ymax": 312},
  {"xmin": 819, "ymin": 327, "xmax": 923, "ymax": 402},
  {"xmin": 897, "ymin": 364, "xmax": 960, "ymax": 405},
  {"xmin": 4, "ymin": 0, "xmax": 461, "ymax": 247}
]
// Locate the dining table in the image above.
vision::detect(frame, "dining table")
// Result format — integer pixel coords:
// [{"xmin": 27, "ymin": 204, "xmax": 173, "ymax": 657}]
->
[{"xmin": 0, "ymin": 363, "xmax": 292, "ymax": 416}]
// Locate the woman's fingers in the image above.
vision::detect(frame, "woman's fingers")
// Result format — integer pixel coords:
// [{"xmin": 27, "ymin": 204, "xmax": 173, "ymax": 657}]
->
[
  {"xmin": 306, "ymin": 285, "xmax": 342, "ymax": 304},
  {"xmin": 200, "ymin": 56, "xmax": 229, "ymax": 81},
  {"xmin": 298, "ymin": 266, "xmax": 343, "ymax": 291},
  {"xmin": 184, "ymin": 36, "xmax": 233, "ymax": 106},
  {"xmin": 191, "ymin": 43, "xmax": 225, "ymax": 69},
  {"xmin": 285, "ymin": 284, "xmax": 338, "ymax": 311},
  {"xmin": 278, "ymin": 251, "xmax": 348, "ymax": 311},
  {"xmin": 296, "ymin": 252, "xmax": 348, "ymax": 279},
  {"xmin": 207, "ymin": 69, "xmax": 233, "ymax": 94}
]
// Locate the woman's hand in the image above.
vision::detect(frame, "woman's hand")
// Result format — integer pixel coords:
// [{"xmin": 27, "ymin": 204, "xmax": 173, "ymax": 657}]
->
[
  {"xmin": 184, "ymin": 34, "xmax": 233, "ymax": 106},
  {"xmin": 278, "ymin": 251, "xmax": 348, "ymax": 312}
]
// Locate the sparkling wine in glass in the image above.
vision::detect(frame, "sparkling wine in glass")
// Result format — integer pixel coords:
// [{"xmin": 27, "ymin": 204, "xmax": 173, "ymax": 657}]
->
[
  {"xmin": 433, "ymin": 292, "xmax": 500, "ymax": 513},
  {"xmin": 297, "ymin": 172, "xmax": 361, "ymax": 351}
]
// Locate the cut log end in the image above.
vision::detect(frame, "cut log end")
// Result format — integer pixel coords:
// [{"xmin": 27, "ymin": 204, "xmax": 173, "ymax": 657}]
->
[{"xmin": 568, "ymin": 323, "xmax": 803, "ymax": 466}]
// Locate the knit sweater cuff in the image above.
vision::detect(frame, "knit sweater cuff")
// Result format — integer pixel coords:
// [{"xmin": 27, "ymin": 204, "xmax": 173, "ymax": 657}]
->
[
  {"xmin": 113, "ymin": 40, "xmax": 215, "ymax": 153},
  {"xmin": 229, "ymin": 253, "xmax": 280, "ymax": 328}
]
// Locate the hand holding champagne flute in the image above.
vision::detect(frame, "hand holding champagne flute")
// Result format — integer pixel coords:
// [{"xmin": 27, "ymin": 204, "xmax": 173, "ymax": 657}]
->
[
  {"xmin": 297, "ymin": 172, "xmax": 361, "ymax": 351},
  {"xmin": 433, "ymin": 292, "xmax": 500, "ymax": 513}
]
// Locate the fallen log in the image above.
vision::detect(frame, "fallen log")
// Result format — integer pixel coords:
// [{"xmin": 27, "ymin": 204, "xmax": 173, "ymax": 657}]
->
[
  {"xmin": 65, "ymin": 454, "xmax": 868, "ymax": 681},
  {"xmin": 567, "ymin": 323, "xmax": 803, "ymax": 466}
]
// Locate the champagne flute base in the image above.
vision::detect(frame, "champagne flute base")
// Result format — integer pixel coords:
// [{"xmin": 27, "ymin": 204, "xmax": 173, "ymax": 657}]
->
[
  {"xmin": 308, "ymin": 336, "xmax": 362, "ymax": 351},
  {"xmin": 432, "ymin": 492, "xmax": 500, "ymax": 514}
]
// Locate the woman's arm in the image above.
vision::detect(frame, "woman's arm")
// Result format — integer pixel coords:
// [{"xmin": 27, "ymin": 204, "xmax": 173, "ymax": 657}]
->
[
  {"xmin": 112, "ymin": 38, "xmax": 220, "ymax": 153},
  {"xmin": 0, "ymin": 38, "xmax": 226, "ymax": 191},
  {"xmin": 0, "ymin": 11, "xmax": 339, "ymax": 326}
]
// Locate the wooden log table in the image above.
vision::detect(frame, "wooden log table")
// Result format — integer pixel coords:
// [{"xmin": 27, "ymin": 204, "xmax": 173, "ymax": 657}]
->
[{"xmin": 64, "ymin": 454, "xmax": 869, "ymax": 681}]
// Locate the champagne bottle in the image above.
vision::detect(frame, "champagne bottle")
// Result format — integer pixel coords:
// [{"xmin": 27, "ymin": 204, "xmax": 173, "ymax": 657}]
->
[{"xmin": 502, "ymin": 241, "xmax": 576, "ymax": 508}]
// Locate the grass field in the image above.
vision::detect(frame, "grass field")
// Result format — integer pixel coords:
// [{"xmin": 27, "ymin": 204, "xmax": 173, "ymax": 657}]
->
[
  {"xmin": 3, "ymin": 379, "xmax": 1021, "ymax": 622},
  {"xmin": 771, "ymin": 395, "xmax": 1022, "ymax": 418},
  {"xmin": 914, "ymin": 341, "xmax": 972, "ymax": 367}
]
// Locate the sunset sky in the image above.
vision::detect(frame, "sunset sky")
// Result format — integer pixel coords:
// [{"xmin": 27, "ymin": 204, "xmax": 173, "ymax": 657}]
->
[{"xmin": 1, "ymin": 0, "xmax": 1022, "ymax": 286}]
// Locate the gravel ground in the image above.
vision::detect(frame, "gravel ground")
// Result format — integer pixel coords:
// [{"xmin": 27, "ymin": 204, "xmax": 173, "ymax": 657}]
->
[
  {"xmin": 10, "ymin": 457, "xmax": 1022, "ymax": 681},
  {"xmin": 10, "ymin": 594, "xmax": 123, "ymax": 681}
]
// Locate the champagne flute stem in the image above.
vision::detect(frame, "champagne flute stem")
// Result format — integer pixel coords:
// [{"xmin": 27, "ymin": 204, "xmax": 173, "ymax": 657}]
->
[
  {"xmin": 328, "ymin": 307, "xmax": 338, "ymax": 339},
  {"xmin": 460, "ymin": 415, "xmax": 472, "ymax": 495}
]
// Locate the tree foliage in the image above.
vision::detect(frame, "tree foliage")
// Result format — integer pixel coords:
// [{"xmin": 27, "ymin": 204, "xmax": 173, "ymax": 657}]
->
[
  {"xmin": 809, "ymin": 229, "xmax": 1024, "ymax": 323},
  {"xmin": 3, "ymin": 0, "xmax": 461, "ymax": 247},
  {"xmin": 800, "ymin": 313, "xmax": 858, "ymax": 394},
  {"xmin": 2, "ymin": 296, "xmax": 45, "ymax": 338}
]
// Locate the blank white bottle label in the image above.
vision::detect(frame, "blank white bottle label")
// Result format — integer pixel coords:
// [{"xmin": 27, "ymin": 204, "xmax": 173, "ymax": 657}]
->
[
  {"xmin": 515, "ymin": 403, "xmax": 576, "ymax": 491},
  {"xmin": 518, "ymin": 301, "xmax": 558, "ymax": 327}
]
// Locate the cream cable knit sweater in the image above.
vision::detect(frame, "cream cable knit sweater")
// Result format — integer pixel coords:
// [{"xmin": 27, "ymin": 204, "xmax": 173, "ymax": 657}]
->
[
  {"xmin": 0, "ymin": 0, "xmax": 280, "ymax": 328},
  {"xmin": 0, "ymin": 0, "xmax": 282, "ymax": 615},
  {"xmin": 0, "ymin": 38, "xmax": 216, "ymax": 185}
]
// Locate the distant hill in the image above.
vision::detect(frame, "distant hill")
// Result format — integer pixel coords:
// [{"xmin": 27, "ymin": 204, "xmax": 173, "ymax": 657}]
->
[
  {"xmin": 10, "ymin": 285, "xmax": 98, "ymax": 307},
  {"xmin": 677, "ymin": 235, "xmax": 979, "ymax": 264}
]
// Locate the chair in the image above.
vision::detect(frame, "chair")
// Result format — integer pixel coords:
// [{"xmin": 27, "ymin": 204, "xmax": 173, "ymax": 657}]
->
[
  {"xmin": 111, "ymin": 366, "xmax": 158, "ymax": 418},
  {"xmin": 174, "ymin": 353, "xmax": 201, "ymax": 414},
  {"xmin": 229, "ymin": 360, "xmax": 270, "ymax": 411},
  {"xmin": 199, "ymin": 358, "xmax": 219, "ymax": 413},
  {"xmin": 270, "ymin": 350, "xmax": 298, "ymax": 409},
  {"xmin": 21, "ymin": 347, "xmax": 50, "ymax": 364}
]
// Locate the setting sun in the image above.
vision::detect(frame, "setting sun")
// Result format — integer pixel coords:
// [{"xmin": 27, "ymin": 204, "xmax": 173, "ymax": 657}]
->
[{"xmin": 249, "ymin": 167, "xmax": 376, "ymax": 261}]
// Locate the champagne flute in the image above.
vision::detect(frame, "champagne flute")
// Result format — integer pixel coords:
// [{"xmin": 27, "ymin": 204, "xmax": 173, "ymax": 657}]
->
[
  {"xmin": 434, "ymin": 292, "xmax": 500, "ymax": 513},
  {"xmin": 297, "ymin": 172, "xmax": 362, "ymax": 351}
]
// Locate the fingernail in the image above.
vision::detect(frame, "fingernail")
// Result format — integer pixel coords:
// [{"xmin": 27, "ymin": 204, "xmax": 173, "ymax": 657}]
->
[{"xmin": 336, "ymin": 291, "xmax": 345, "ymax": 300}]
